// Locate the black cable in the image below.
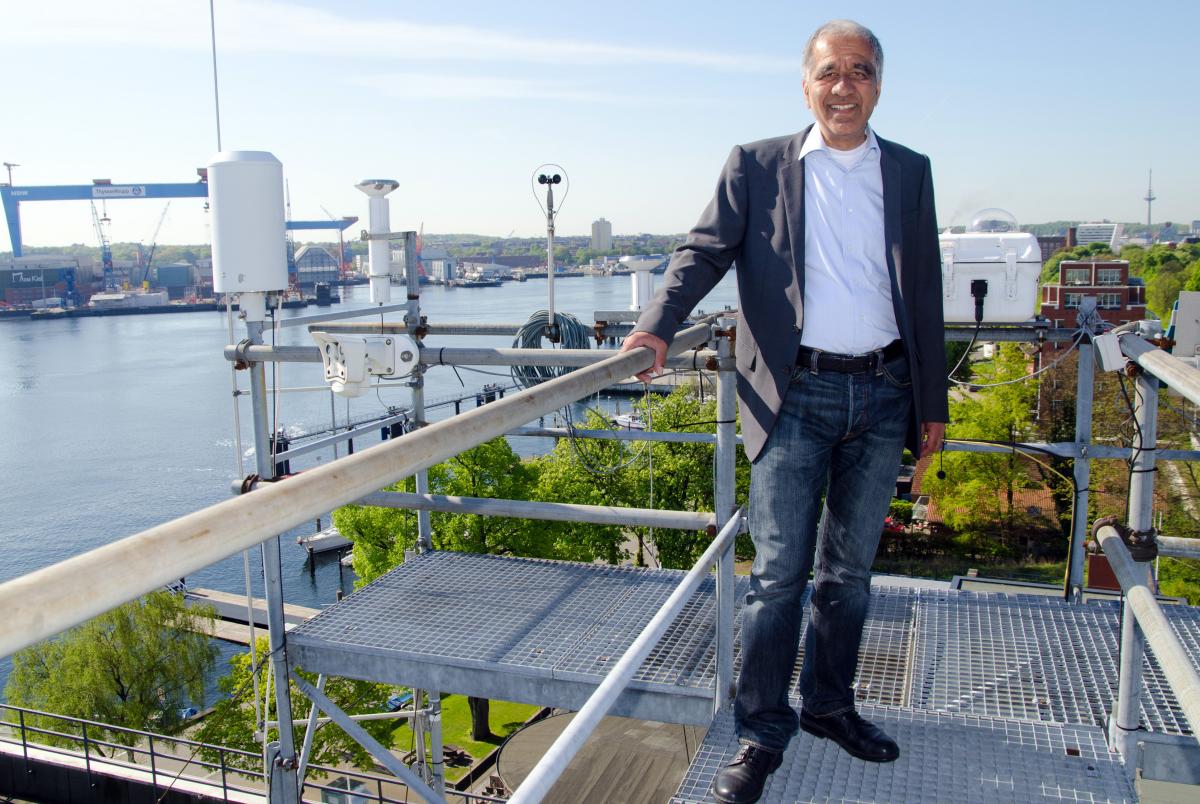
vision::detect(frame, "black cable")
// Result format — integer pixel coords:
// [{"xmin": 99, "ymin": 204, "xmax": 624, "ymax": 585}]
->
[{"xmin": 948, "ymin": 321, "xmax": 982, "ymax": 380}]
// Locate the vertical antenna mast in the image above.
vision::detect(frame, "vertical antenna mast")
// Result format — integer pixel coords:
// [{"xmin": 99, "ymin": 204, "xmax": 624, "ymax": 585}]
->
[
  {"xmin": 1144, "ymin": 169, "xmax": 1155, "ymax": 242},
  {"xmin": 209, "ymin": 0, "xmax": 223, "ymax": 151}
]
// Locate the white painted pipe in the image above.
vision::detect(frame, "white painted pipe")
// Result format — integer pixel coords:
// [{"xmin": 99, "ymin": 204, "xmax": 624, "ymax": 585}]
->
[{"xmin": 0, "ymin": 323, "xmax": 711, "ymax": 659}]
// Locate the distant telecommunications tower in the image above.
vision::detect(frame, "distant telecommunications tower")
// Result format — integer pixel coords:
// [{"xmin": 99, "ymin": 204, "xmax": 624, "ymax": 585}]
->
[{"xmin": 1144, "ymin": 170, "xmax": 1156, "ymax": 240}]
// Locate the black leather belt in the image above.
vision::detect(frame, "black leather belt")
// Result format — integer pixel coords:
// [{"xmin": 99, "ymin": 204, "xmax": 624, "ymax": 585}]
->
[{"xmin": 796, "ymin": 340, "xmax": 905, "ymax": 374}]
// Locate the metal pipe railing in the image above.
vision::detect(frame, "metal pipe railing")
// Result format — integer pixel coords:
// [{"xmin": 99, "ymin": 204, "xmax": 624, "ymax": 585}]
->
[
  {"xmin": 0, "ymin": 323, "xmax": 712, "ymax": 659},
  {"xmin": 358, "ymin": 491, "xmax": 714, "ymax": 532},
  {"xmin": 1096, "ymin": 525, "xmax": 1200, "ymax": 761},
  {"xmin": 508, "ymin": 508, "xmax": 744, "ymax": 803},
  {"xmin": 1158, "ymin": 536, "xmax": 1200, "ymax": 560},
  {"xmin": 1120, "ymin": 333, "xmax": 1200, "ymax": 406},
  {"xmin": 225, "ymin": 342, "xmax": 729, "ymax": 371},
  {"xmin": 509, "ymin": 425, "xmax": 723, "ymax": 445}
]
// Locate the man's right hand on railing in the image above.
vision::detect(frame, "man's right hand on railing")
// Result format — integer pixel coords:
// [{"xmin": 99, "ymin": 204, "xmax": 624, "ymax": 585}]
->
[{"xmin": 620, "ymin": 331, "xmax": 668, "ymax": 383}]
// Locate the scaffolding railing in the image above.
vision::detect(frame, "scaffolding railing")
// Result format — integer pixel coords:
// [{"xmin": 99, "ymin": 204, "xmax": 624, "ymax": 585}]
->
[
  {"xmin": 0, "ymin": 322, "xmax": 713, "ymax": 660},
  {"xmin": 1091, "ymin": 330, "xmax": 1200, "ymax": 774},
  {"xmin": 0, "ymin": 703, "xmax": 506, "ymax": 804}
]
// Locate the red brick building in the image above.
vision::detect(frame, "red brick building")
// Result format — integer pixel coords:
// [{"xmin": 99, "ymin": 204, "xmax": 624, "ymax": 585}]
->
[{"xmin": 1040, "ymin": 260, "xmax": 1146, "ymax": 329}]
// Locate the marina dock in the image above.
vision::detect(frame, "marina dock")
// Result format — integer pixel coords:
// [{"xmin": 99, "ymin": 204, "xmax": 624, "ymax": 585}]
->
[{"xmin": 185, "ymin": 587, "xmax": 320, "ymax": 646}]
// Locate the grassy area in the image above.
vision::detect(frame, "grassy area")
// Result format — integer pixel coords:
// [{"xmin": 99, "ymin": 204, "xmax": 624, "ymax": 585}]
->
[{"xmin": 391, "ymin": 695, "xmax": 540, "ymax": 782}]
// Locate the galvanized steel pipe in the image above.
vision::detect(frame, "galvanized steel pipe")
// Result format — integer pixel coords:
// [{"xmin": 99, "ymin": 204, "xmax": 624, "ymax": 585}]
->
[
  {"xmin": 1120, "ymin": 333, "xmax": 1200, "ymax": 407},
  {"xmin": 1096, "ymin": 525, "xmax": 1200, "ymax": 751},
  {"xmin": 359, "ymin": 491, "xmax": 714, "ymax": 532},
  {"xmin": 1157, "ymin": 536, "xmax": 1200, "ymax": 560},
  {"xmin": 0, "ymin": 323, "xmax": 711, "ymax": 659}
]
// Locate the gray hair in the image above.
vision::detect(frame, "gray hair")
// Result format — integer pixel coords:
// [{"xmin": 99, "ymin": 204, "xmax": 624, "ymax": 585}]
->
[{"xmin": 802, "ymin": 20, "xmax": 884, "ymax": 80}]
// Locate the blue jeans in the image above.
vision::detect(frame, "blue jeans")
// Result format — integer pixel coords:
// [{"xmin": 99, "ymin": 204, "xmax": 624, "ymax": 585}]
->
[{"xmin": 734, "ymin": 351, "xmax": 912, "ymax": 752}]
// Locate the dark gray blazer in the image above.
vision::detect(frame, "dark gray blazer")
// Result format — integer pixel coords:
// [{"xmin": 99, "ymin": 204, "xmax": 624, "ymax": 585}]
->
[{"xmin": 634, "ymin": 125, "xmax": 949, "ymax": 462}]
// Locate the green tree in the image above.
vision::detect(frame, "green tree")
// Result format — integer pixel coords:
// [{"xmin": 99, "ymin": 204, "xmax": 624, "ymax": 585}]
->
[
  {"xmin": 921, "ymin": 345, "xmax": 1042, "ymax": 559},
  {"xmin": 333, "ymin": 438, "xmax": 546, "ymax": 584},
  {"xmin": 196, "ymin": 638, "xmax": 392, "ymax": 772},
  {"xmin": 1146, "ymin": 259, "xmax": 1187, "ymax": 319},
  {"xmin": 5, "ymin": 591, "xmax": 217, "ymax": 754}
]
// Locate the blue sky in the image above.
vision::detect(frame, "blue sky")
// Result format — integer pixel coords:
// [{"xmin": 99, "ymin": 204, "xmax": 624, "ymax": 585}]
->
[{"xmin": 2, "ymin": 0, "xmax": 1197, "ymax": 249}]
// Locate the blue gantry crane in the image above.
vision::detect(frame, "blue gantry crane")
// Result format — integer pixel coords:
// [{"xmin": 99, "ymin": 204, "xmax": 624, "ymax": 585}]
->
[{"xmin": 1, "ymin": 171, "xmax": 357, "ymax": 262}]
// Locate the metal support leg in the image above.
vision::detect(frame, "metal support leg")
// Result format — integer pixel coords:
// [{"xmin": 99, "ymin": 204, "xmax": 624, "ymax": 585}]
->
[
  {"xmin": 429, "ymin": 690, "xmax": 445, "ymax": 795},
  {"xmin": 713, "ymin": 322, "xmax": 736, "ymax": 713},
  {"xmin": 412, "ymin": 375, "xmax": 433, "ymax": 551},
  {"xmin": 1110, "ymin": 370, "xmax": 1159, "ymax": 773},
  {"xmin": 1066, "ymin": 341, "xmax": 1094, "ymax": 601},
  {"xmin": 247, "ymin": 318, "xmax": 299, "ymax": 804},
  {"xmin": 402, "ymin": 238, "xmax": 433, "ymax": 553},
  {"xmin": 296, "ymin": 674, "xmax": 326, "ymax": 788},
  {"xmin": 291, "ymin": 674, "xmax": 445, "ymax": 803},
  {"xmin": 413, "ymin": 687, "xmax": 428, "ymax": 781}
]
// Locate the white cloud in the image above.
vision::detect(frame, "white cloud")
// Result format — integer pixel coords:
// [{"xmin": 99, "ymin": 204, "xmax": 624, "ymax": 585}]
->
[
  {"xmin": 2, "ymin": 0, "xmax": 799, "ymax": 73},
  {"xmin": 353, "ymin": 73, "xmax": 661, "ymax": 104}
]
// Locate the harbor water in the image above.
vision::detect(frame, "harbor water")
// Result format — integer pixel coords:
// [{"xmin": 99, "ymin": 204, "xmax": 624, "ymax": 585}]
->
[{"xmin": 0, "ymin": 272, "xmax": 737, "ymax": 695}]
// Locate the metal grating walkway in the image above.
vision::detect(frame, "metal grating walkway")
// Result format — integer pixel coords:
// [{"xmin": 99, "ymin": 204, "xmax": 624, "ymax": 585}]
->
[
  {"xmin": 672, "ymin": 705, "xmax": 1134, "ymax": 803},
  {"xmin": 285, "ymin": 551, "xmax": 1199, "ymax": 800},
  {"xmin": 288, "ymin": 551, "xmax": 749, "ymax": 724}
]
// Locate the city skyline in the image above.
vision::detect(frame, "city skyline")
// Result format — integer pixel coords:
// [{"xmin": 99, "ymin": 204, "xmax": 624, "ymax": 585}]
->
[{"xmin": 2, "ymin": 0, "xmax": 1197, "ymax": 251}]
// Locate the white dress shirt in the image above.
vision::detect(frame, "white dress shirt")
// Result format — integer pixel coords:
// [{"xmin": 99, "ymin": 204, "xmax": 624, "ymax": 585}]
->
[{"xmin": 796, "ymin": 127, "xmax": 899, "ymax": 354}]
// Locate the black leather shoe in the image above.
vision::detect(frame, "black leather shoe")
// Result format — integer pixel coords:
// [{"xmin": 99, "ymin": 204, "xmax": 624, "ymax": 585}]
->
[
  {"xmin": 711, "ymin": 744, "xmax": 783, "ymax": 804},
  {"xmin": 799, "ymin": 709, "xmax": 899, "ymax": 762}
]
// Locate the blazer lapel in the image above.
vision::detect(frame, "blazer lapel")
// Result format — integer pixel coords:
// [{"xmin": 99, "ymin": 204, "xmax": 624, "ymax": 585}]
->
[
  {"xmin": 879, "ymin": 143, "xmax": 914, "ymax": 343},
  {"xmin": 881, "ymin": 146, "xmax": 903, "ymax": 295},
  {"xmin": 779, "ymin": 127, "xmax": 811, "ymax": 323}
]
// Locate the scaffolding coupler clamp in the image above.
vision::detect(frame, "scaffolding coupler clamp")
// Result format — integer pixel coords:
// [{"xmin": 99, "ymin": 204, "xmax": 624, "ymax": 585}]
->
[
  {"xmin": 1093, "ymin": 515, "xmax": 1158, "ymax": 562},
  {"xmin": 593, "ymin": 320, "xmax": 608, "ymax": 345},
  {"xmin": 231, "ymin": 338, "xmax": 254, "ymax": 370}
]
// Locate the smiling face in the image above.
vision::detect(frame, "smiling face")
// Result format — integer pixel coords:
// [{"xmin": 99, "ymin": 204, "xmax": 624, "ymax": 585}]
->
[{"xmin": 802, "ymin": 33, "xmax": 882, "ymax": 150}]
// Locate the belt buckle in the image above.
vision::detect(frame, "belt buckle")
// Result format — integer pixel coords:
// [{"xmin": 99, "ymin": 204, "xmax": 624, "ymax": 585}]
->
[{"xmin": 808, "ymin": 347, "xmax": 823, "ymax": 374}]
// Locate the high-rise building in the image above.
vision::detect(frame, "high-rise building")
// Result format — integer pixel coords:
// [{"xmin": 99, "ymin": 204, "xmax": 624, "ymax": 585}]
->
[
  {"xmin": 591, "ymin": 218, "xmax": 613, "ymax": 252},
  {"xmin": 1074, "ymin": 223, "xmax": 1123, "ymax": 251}
]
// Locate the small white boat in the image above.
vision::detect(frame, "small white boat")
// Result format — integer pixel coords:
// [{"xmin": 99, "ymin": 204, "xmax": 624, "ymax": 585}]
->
[{"xmin": 611, "ymin": 412, "xmax": 645, "ymax": 430}]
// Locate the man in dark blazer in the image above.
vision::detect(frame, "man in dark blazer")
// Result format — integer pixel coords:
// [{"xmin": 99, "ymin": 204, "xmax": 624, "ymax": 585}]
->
[{"xmin": 622, "ymin": 20, "xmax": 948, "ymax": 804}]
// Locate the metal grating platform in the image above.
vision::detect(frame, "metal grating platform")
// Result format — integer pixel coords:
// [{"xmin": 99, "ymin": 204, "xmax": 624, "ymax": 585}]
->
[
  {"xmin": 288, "ymin": 551, "xmax": 750, "ymax": 724},
  {"xmin": 672, "ymin": 704, "xmax": 1135, "ymax": 803},
  {"xmin": 908, "ymin": 591, "xmax": 1196, "ymax": 735},
  {"xmin": 289, "ymin": 552, "xmax": 1197, "ymax": 734}
]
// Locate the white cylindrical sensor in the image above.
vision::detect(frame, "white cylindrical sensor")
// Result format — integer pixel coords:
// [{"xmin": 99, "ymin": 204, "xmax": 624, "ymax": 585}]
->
[
  {"xmin": 356, "ymin": 179, "xmax": 399, "ymax": 305},
  {"xmin": 209, "ymin": 151, "xmax": 288, "ymax": 294},
  {"xmin": 367, "ymin": 195, "xmax": 391, "ymax": 304},
  {"xmin": 622, "ymin": 256, "xmax": 658, "ymax": 311}
]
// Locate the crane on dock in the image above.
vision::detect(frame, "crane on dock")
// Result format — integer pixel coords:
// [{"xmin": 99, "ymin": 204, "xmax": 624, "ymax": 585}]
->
[
  {"xmin": 90, "ymin": 199, "xmax": 115, "ymax": 292},
  {"xmin": 136, "ymin": 202, "xmax": 171, "ymax": 289}
]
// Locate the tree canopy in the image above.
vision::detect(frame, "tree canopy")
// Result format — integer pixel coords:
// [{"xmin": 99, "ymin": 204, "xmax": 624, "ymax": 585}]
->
[
  {"xmin": 4, "ymin": 591, "xmax": 218, "ymax": 750},
  {"xmin": 195, "ymin": 637, "xmax": 392, "ymax": 772}
]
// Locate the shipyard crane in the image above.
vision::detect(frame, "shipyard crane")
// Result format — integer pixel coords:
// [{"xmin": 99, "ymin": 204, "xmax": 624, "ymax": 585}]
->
[
  {"xmin": 138, "ymin": 202, "xmax": 171, "ymax": 288},
  {"xmin": 320, "ymin": 205, "xmax": 351, "ymax": 277},
  {"xmin": 90, "ymin": 200, "xmax": 115, "ymax": 292}
]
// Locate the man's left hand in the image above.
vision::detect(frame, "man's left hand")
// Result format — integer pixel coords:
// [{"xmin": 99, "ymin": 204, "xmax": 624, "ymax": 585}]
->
[{"xmin": 920, "ymin": 422, "xmax": 946, "ymax": 459}]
